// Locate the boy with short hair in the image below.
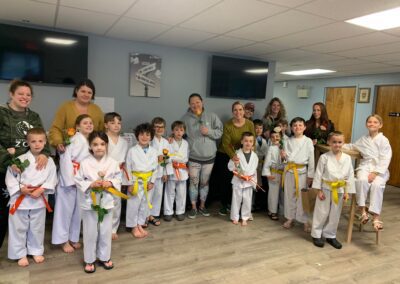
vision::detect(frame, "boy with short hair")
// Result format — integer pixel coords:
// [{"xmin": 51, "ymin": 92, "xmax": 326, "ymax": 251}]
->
[
  {"xmin": 7, "ymin": 128, "xmax": 57, "ymax": 266},
  {"xmin": 104, "ymin": 112, "xmax": 128, "ymax": 240},
  {"xmin": 253, "ymin": 119, "xmax": 268, "ymax": 212}
]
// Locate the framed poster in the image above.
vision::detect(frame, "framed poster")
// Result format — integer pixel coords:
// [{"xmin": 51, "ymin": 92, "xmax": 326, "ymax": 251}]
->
[
  {"xmin": 358, "ymin": 88, "xmax": 371, "ymax": 103},
  {"xmin": 129, "ymin": 53, "xmax": 161, "ymax": 97}
]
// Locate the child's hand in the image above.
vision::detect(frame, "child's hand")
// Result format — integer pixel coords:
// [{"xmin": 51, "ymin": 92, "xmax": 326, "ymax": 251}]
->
[
  {"xmin": 7, "ymin": 147, "xmax": 16, "ymax": 155},
  {"xmin": 127, "ymin": 186, "xmax": 133, "ymax": 194},
  {"xmin": 267, "ymin": 175, "xmax": 275, "ymax": 181},
  {"xmin": 20, "ymin": 185, "xmax": 33, "ymax": 195},
  {"xmin": 91, "ymin": 180, "xmax": 103, "ymax": 188},
  {"xmin": 147, "ymin": 183, "xmax": 154, "ymax": 191},
  {"xmin": 102, "ymin": 181, "xmax": 113, "ymax": 188},
  {"xmin": 11, "ymin": 164, "xmax": 21, "ymax": 175},
  {"xmin": 368, "ymin": 172, "xmax": 377, "ymax": 183},
  {"xmin": 232, "ymin": 155, "xmax": 239, "ymax": 163},
  {"xmin": 317, "ymin": 190, "xmax": 325, "ymax": 201},
  {"xmin": 233, "ymin": 160, "xmax": 240, "ymax": 167},
  {"xmin": 306, "ymin": 177, "xmax": 313, "ymax": 188},
  {"xmin": 343, "ymin": 193, "xmax": 349, "ymax": 202},
  {"xmin": 312, "ymin": 139, "xmax": 317, "ymax": 145},
  {"xmin": 200, "ymin": 125, "xmax": 209, "ymax": 136},
  {"xmin": 162, "ymin": 175, "xmax": 168, "ymax": 182},
  {"xmin": 30, "ymin": 187, "xmax": 45, "ymax": 199},
  {"xmin": 280, "ymin": 150, "xmax": 286, "ymax": 159},
  {"xmin": 167, "ymin": 136, "xmax": 174, "ymax": 144},
  {"xmin": 158, "ymin": 155, "xmax": 164, "ymax": 162},
  {"xmin": 57, "ymin": 144, "xmax": 66, "ymax": 153}
]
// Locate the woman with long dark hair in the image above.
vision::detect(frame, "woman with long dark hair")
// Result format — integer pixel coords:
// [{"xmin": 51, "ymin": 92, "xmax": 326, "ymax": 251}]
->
[{"xmin": 304, "ymin": 102, "xmax": 335, "ymax": 145}]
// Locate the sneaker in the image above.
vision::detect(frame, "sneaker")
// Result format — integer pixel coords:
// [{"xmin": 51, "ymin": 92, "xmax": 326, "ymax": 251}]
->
[
  {"xmin": 176, "ymin": 214, "xmax": 185, "ymax": 221},
  {"xmin": 218, "ymin": 207, "xmax": 228, "ymax": 216},
  {"xmin": 188, "ymin": 209, "xmax": 197, "ymax": 219},
  {"xmin": 326, "ymin": 238, "xmax": 342, "ymax": 249},
  {"xmin": 163, "ymin": 215, "xmax": 173, "ymax": 222},
  {"xmin": 198, "ymin": 207, "xmax": 210, "ymax": 217},
  {"xmin": 312, "ymin": 237, "xmax": 325, "ymax": 248}
]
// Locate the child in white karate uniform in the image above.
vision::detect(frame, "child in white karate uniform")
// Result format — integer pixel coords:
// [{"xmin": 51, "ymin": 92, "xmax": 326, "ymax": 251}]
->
[
  {"xmin": 311, "ymin": 131, "xmax": 355, "ymax": 249},
  {"xmin": 7, "ymin": 128, "xmax": 57, "ymax": 266},
  {"xmin": 164, "ymin": 121, "xmax": 189, "ymax": 221},
  {"xmin": 104, "ymin": 112, "xmax": 128, "ymax": 240},
  {"xmin": 253, "ymin": 119, "xmax": 268, "ymax": 213},
  {"xmin": 149, "ymin": 117, "xmax": 170, "ymax": 225},
  {"xmin": 75, "ymin": 131, "xmax": 122, "ymax": 273},
  {"xmin": 52, "ymin": 114, "xmax": 93, "ymax": 253},
  {"xmin": 262, "ymin": 128, "xmax": 284, "ymax": 221},
  {"xmin": 345, "ymin": 115, "xmax": 392, "ymax": 231},
  {"xmin": 126, "ymin": 123, "xmax": 158, "ymax": 238},
  {"xmin": 282, "ymin": 117, "xmax": 314, "ymax": 232},
  {"xmin": 228, "ymin": 132, "xmax": 259, "ymax": 226}
]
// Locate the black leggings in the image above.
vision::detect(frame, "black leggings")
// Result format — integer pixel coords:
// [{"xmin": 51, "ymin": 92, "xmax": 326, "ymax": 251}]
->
[
  {"xmin": 211, "ymin": 152, "xmax": 233, "ymax": 208},
  {"xmin": 0, "ymin": 172, "xmax": 9, "ymax": 248}
]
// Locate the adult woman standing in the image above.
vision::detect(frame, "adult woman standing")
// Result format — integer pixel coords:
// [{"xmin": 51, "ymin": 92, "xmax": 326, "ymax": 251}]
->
[
  {"xmin": 214, "ymin": 101, "xmax": 255, "ymax": 215},
  {"xmin": 262, "ymin": 97, "xmax": 287, "ymax": 137},
  {"xmin": 48, "ymin": 79, "xmax": 103, "ymax": 152},
  {"xmin": 182, "ymin": 93, "xmax": 223, "ymax": 219},
  {"xmin": 0, "ymin": 80, "xmax": 50, "ymax": 248},
  {"xmin": 304, "ymin": 102, "xmax": 335, "ymax": 145}
]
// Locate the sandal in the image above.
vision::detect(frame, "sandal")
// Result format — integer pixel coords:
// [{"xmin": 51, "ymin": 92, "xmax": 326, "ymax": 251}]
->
[
  {"xmin": 99, "ymin": 259, "xmax": 114, "ymax": 270},
  {"xmin": 84, "ymin": 263, "xmax": 96, "ymax": 273},
  {"xmin": 372, "ymin": 220, "xmax": 384, "ymax": 231},
  {"xmin": 269, "ymin": 213, "xmax": 279, "ymax": 221},
  {"xmin": 359, "ymin": 212, "xmax": 369, "ymax": 225},
  {"xmin": 148, "ymin": 217, "xmax": 161, "ymax": 226}
]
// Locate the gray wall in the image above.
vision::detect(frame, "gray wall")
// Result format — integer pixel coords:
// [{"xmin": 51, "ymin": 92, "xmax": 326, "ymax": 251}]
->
[{"xmin": 0, "ymin": 34, "xmax": 276, "ymax": 134}]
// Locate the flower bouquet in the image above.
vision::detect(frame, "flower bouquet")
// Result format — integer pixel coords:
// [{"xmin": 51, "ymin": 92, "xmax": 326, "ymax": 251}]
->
[{"xmin": 63, "ymin": 128, "xmax": 76, "ymax": 146}]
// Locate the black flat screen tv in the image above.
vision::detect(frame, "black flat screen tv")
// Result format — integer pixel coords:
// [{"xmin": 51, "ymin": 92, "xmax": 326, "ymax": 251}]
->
[
  {"xmin": 209, "ymin": 55, "xmax": 268, "ymax": 99},
  {"xmin": 0, "ymin": 23, "xmax": 88, "ymax": 85}
]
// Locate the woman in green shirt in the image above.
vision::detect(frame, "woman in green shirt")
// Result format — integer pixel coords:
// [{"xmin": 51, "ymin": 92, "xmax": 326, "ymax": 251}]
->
[{"xmin": 213, "ymin": 101, "xmax": 255, "ymax": 216}]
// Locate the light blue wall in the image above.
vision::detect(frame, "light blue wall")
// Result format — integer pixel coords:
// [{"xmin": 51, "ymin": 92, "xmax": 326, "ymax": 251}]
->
[
  {"xmin": 0, "ymin": 34, "xmax": 275, "ymax": 134},
  {"xmin": 273, "ymin": 73, "xmax": 400, "ymax": 142}
]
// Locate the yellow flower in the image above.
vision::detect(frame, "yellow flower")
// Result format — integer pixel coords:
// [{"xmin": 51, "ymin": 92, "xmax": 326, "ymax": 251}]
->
[
  {"xmin": 162, "ymin": 149, "xmax": 169, "ymax": 156},
  {"xmin": 67, "ymin": 128, "xmax": 76, "ymax": 136}
]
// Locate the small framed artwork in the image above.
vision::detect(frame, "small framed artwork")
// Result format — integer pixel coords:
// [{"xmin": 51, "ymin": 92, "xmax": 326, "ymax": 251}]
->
[{"xmin": 358, "ymin": 88, "xmax": 371, "ymax": 103}]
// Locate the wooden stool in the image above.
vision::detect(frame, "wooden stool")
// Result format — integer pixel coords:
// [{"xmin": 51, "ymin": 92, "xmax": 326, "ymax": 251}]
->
[{"xmin": 359, "ymin": 221, "xmax": 381, "ymax": 245}]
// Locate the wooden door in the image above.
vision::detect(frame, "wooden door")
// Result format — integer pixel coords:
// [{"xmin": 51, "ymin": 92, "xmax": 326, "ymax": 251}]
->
[
  {"xmin": 375, "ymin": 85, "xmax": 400, "ymax": 186},
  {"xmin": 325, "ymin": 87, "xmax": 356, "ymax": 143}
]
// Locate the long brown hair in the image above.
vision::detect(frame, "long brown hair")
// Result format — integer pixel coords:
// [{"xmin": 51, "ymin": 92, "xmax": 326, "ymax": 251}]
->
[
  {"xmin": 308, "ymin": 102, "xmax": 330, "ymax": 127},
  {"xmin": 263, "ymin": 97, "xmax": 286, "ymax": 120}
]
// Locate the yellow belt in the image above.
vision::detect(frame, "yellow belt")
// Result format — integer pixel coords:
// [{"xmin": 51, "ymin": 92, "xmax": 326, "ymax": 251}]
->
[
  {"xmin": 282, "ymin": 162, "xmax": 306, "ymax": 197},
  {"xmin": 132, "ymin": 171, "xmax": 153, "ymax": 209},
  {"xmin": 91, "ymin": 187, "xmax": 129, "ymax": 206},
  {"xmin": 323, "ymin": 180, "xmax": 346, "ymax": 205},
  {"xmin": 271, "ymin": 168, "xmax": 283, "ymax": 175}
]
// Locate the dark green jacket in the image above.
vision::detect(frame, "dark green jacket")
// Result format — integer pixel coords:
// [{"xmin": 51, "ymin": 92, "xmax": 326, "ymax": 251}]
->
[{"xmin": 0, "ymin": 104, "xmax": 50, "ymax": 173}]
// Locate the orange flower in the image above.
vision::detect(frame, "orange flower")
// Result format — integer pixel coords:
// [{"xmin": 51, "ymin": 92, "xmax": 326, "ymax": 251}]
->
[
  {"xmin": 67, "ymin": 128, "xmax": 76, "ymax": 136},
  {"xmin": 162, "ymin": 149, "xmax": 169, "ymax": 156}
]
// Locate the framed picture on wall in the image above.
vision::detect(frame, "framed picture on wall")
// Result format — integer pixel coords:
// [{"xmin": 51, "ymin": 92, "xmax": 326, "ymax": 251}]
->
[
  {"xmin": 129, "ymin": 53, "xmax": 162, "ymax": 97},
  {"xmin": 358, "ymin": 88, "xmax": 371, "ymax": 103}
]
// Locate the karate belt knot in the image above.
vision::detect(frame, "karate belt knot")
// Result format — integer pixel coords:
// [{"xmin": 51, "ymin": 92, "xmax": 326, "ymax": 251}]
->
[
  {"xmin": 271, "ymin": 168, "xmax": 284, "ymax": 175},
  {"xmin": 90, "ymin": 187, "xmax": 129, "ymax": 206},
  {"xmin": 132, "ymin": 171, "xmax": 153, "ymax": 209},
  {"xmin": 72, "ymin": 160, "xmax": 80, "ymax": 175},
  {"xmin": 232, "ymin": 170, "xmax": 265, "ymax": 192},
  {"xmin": 322, "ymin": 180, "xmax": 346, "ymax": 205},
  {"xmin": 282, "ymin": 162, "xmax": 306, "ymax": 197},
  {"xmin": 172, "ymin": 161, "xmax": 187, "ymax": 180},
  {"xmin": 9, "ymin": 186, "xmax": 53, "ymax": 215}
]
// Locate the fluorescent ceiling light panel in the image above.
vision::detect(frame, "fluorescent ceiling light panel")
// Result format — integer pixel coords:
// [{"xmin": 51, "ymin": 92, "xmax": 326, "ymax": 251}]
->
[
  {"xmin": 245, "ymin": 68, "xmax": 268, "ymax": 74},
  {"xmin": 44, "ymin": 37, "xmax": 77, "ymax": 45},
  {"xmin": 345, "ymin": 7, "xmax": 400, "ymax": 30},
  {"xmin": 281, "ymin": 69, "xmax": 336, "ymax": 76}
]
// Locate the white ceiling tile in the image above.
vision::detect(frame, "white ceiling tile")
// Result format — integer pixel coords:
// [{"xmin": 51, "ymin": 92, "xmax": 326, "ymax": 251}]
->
[
  {"xmin": 359, "ymin": 52, "xmax": 400, "ymax": 62},
  {"xmin": 150, "ymin": 27, "xmax": 216, "ymax": 47},
  {"xmin": 260, "ymin": 0, "xmax": 314, "ymax": 8},
  {"xmin": 33, "ymin": 0, "xmax": 58, "ymax": 4},
  {"xmin": 180, "ymin": 0, "xmax": 287, "ymax": 34},
  {"xmin": 60, "ymin": 0, "xmax": 136, "ymax": 15},
  {"xmin": 320, "ymin": 58, "xmax": 372, "ymax": 67},
  {"xmin": 265, "ymin": 22, "xmax": 372, "ymax": 48},
  {"xmin": 383, "ymin": 26, "xmax": 400, "ymax": 37},
  {"xmin": 228, "ymin": 10, "xmax": 334, "ymax": 41},
  {"xmin": 57, "ymin": 6, "xmax": 118, "ymax": 34},
  {"xmin": 302, "ymin": 33, "xmax": 400, "ymax": 53},
  {"xmin": 263, "ymin": 49, "xmax": 320, "ymax": 61},
  {"xmin": 125, "ymin": 0, "xmax": 220, "ymax": 25},
  {"xmin": 226, "ymin": 43, "xmax": 284, "ymax": 56},
  {"xmin": 335, "ymin": 62, "xmax": 395, "ymax": 72},
  {"xmin": 297, "ymin": 0, "xmax": 400, "ymax": 21},
  {"xmin": 0, "ymin": 0, "xmax": 56, "ymax": 27},
  {"xmin": 331, "ymin": 41, "xmax": 400, "ymax": 57},
  {"xmin": 191, "ymin": 36, "xmax": 255, "ymax": 52},
  {"xmin": 106, "ymin": 17, "xmax": 171, "ymax": 41}
]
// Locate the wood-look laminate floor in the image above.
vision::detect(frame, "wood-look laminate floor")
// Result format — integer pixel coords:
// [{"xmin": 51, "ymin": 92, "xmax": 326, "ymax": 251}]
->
[{"xmin": 1, "ymin": 186, "xmax": 399, "ymax": 284}]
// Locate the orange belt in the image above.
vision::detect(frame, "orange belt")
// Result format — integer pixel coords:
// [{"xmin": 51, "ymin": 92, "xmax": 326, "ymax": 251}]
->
[
  {"xmin": 9, "ymin": 186, "xmax": 53, "ymax": 215},
  {"xmin": 120, "ymin": 164, "xmax": 130, "ymax": 181},
  {"xmin": 172, "ymin": 161, "xmax": 187, "ymax": 180},
  {"xmin": 233, "ymin": 170, "xmax": 265, "ymax": 192},
  {"xmin": 72, "ymin": 160, "xmax": 80, "ymax": 175}
]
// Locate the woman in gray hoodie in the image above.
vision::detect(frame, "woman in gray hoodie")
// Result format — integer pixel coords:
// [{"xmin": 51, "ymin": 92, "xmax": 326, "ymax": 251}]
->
[{"xmin": 182, "ymin": 94, "xmax": 223, "ymax": 219}]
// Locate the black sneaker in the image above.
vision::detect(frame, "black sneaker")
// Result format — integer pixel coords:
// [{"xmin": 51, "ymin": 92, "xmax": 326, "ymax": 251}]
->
[
  {"xmin": 313, "ymin": 237, "xmax": 325, "ymax": 248},
  {"xmin": 187, "ymin": 209, "xmax": 197, "ymax": 219},
  {"xmin": 218, "ymin": 207, "xmax": 228, "ymax": 216},
  {"xmin": 163, "ymin": 215, "xmax": 173, "ymax": 222},
  {"xmin": 326, "ymin": 238, "xmax": 342, "ymax": 249},
  {"xmin": 176, "ymin": 214, "xmax": 185, "ymax": 221},
  {"xmin": 198, "ymin": 207, "xmax": 210, "ymax": 217}
]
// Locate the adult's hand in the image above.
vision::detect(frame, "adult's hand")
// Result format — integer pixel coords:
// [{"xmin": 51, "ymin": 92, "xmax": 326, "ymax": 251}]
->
[
  {"xmin": 200, "ymin": 125, "xmax": 209, "ymax": 136},
  {"xmin": 36, "ymin": 154, "xmax": 48, "ymax": 170}
]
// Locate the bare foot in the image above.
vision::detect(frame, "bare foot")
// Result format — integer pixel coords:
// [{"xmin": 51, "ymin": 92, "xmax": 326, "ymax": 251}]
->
[
  {"xmin": 241, "ymin": 220, "xmax": 248, "ymax": 226},
  {"xmin": 62, "ymin": 242, "xmax": 75, "ymax": 253},
  {"xmin": 138, "ymin": 225, "xmax": 148, "ymax": 237},
  {"xmin": 132, "ymin": 227, "xmax": 144, "ymax": 238},
  {"xmin": 232, "ymin": 220, "xmax": 239, "ymax": 225},
  {"xmin": 303, "ymin": 223, "xmax": 311, "ymax": 233},
  {"xmin": 33, "ymin": 255, "xmax": 45, "ymax": 264},
  {"xmin": 282, "ymin": 219, "xmax": 293, "ymax": 229},
  {"xmin": 70, "ymin": 242, "xmax": 81, "ymax": 249},
  {"xmin": 18, "ymin": 256, "xmax": 29, "ymax": 267},
  {"xmin": 112, "ymin": 233, "xmax": 119, "ymax": 240}
]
